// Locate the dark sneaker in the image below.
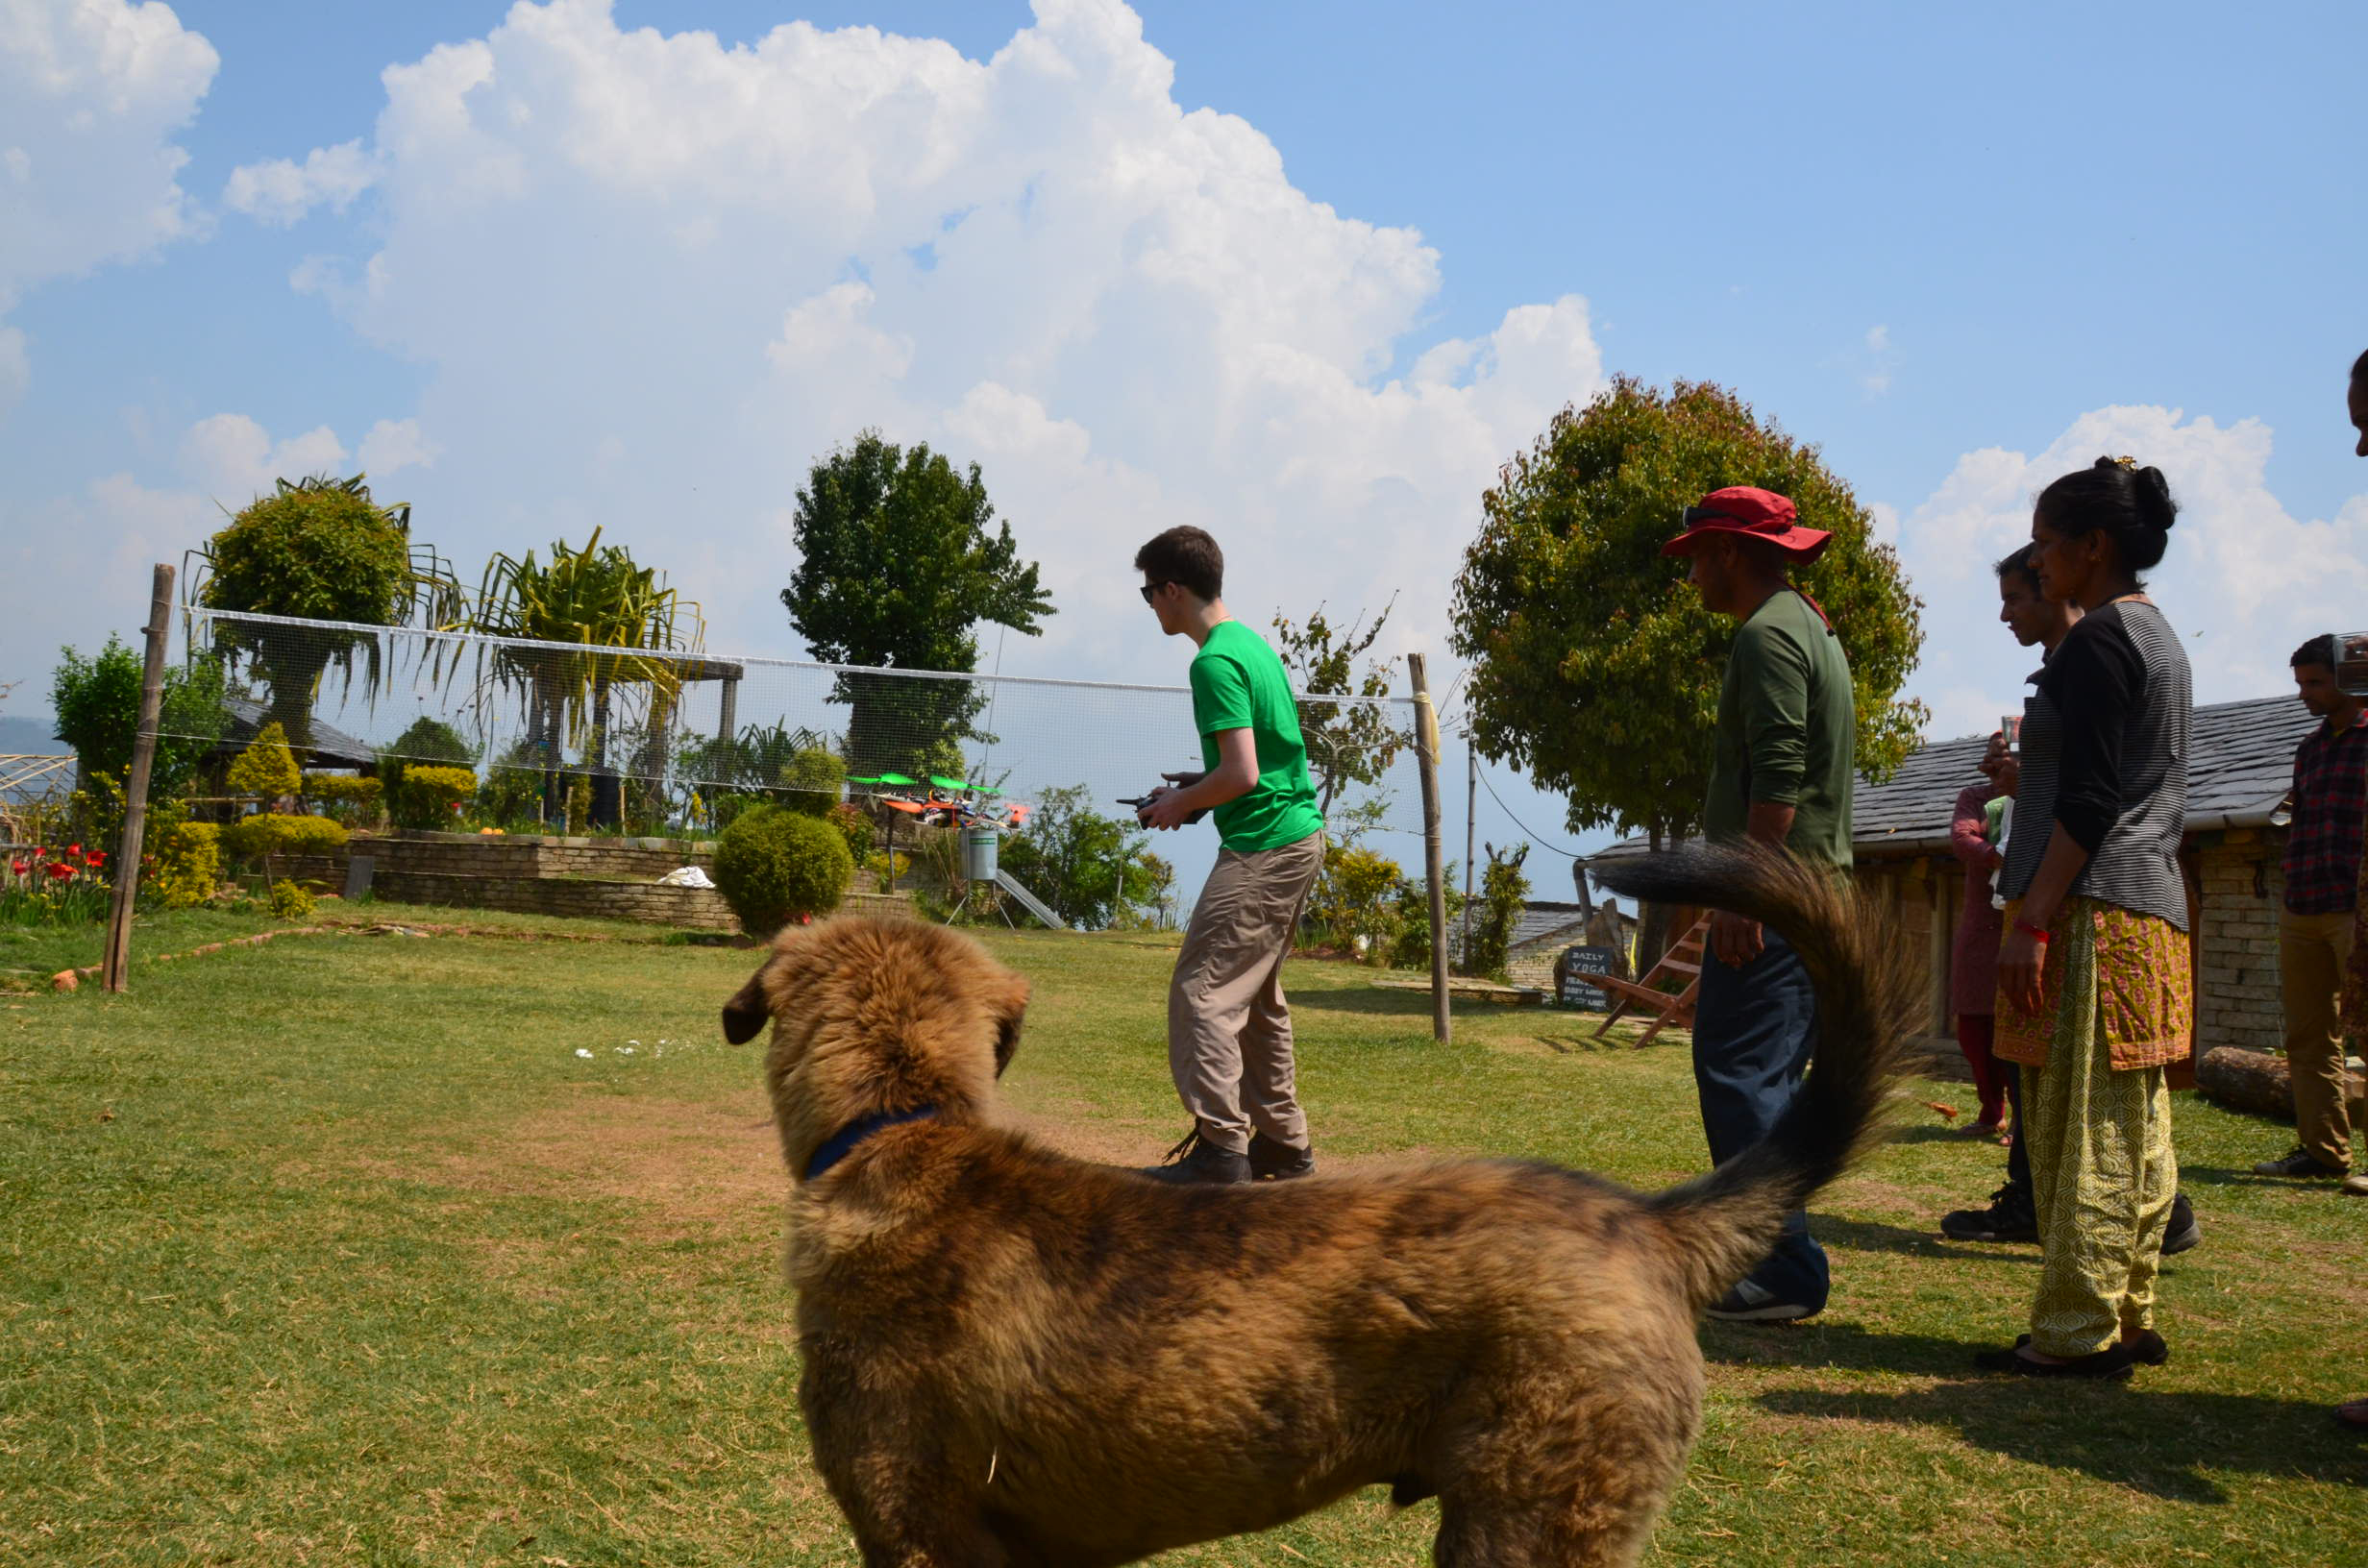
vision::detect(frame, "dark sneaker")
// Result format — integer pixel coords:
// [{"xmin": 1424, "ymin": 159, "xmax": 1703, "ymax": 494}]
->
[
  {"xmin": 2251, "ymin": 1148, "xmax": 2347, "ymax": 1179},
  {"xmin": 1248, "ymin": 1132, "xmax": 1316, "ymax": 1181},
  {"xmin": 1705, "ymin": 1279, "xmax": 1820, "ymax": 1322},
  {"xmin": 2160, "ymin": 1190, "xmax": 2200, "ymax": 1256},
  {"xmin": 1140, "ymin": 1127, "xmax": 1250, "ymax": 1186},
  {"xmin": 1941, "ymin": 1183, "xmax": 2038, "ymax": 1243}
]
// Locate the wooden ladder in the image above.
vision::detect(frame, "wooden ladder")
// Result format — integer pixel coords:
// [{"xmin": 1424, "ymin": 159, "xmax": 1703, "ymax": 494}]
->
[{"xmin": 1588, "ymin": 912, "xmax": 1714, "ymax": 1048}]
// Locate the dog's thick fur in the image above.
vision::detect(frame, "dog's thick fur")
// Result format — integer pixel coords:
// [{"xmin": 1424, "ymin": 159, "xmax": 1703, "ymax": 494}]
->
[{"xmin": 721, "ymin": 845, "xmax": 1913, "ymax": 1568}]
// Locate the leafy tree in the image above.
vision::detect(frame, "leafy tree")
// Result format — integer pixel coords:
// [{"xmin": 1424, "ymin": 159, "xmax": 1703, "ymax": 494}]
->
[
  {"xmin": 197, "ymin": 473, "xmax": 455, "ymax": 747},
  {"xmin": 1271, "ymin": 599, "xmax": 1411, "ymax": 822},
  {"xmin": 49, "ymin": 638, "xmax": 229, "ymax": 802},
  {"xmin": 226, "ymin": 721, "xmax": 302, "ymax": 802},
  {"xmin": 997, "ymin": 783, "xmax": 1163, "ymax": 931},
  {"xmin": 1461, "ymin": 842, "xmax": 1531, "ymax": 982},
  {"xmin": 1304, "ymin": 843, "xmax": 1404, "ymax": 962},
  {"xmin": 781, "ymin": 432, "xmax": 1053, "ymax": 778},
  {"xmin": 1449, "ymin": 378, "xmax": 1925, "ymax": 854},
  {"xmin": 1387, "ymin": 865, "xmax": 1465, "ymax": 971}
]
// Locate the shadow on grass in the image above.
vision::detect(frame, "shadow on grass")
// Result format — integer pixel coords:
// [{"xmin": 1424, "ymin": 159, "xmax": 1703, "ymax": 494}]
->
[
  {"xmin": 1808, "ymin": 1214, "xmax": 2041, "ymax": 1267},
  {"xmin": 1708, "ymin": 1319, "xmax": 2367, "ymax": 1500},
  {"xmin": 1886, "ymin": 1123, "xmax": 2012, "ymax": 1147},
  {"xmin": 1287, "ymin": 988, "xmax": 1492, "ymax": 1017},
  {"xmin": 1756, "ymin": 1375, "xmax": 2368, "ymax": 1501}
]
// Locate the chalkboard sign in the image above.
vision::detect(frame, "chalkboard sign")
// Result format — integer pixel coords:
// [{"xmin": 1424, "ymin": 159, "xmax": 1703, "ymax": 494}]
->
[{"xmin": 1556, "ymin": 945, "xmax": 1619, "ymax": 1011}]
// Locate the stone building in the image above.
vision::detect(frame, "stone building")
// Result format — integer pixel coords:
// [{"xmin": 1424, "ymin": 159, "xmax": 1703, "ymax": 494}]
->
[{"xmin": 1586, "ymin": 693, "xmax": 2316, "ymax": 1052}]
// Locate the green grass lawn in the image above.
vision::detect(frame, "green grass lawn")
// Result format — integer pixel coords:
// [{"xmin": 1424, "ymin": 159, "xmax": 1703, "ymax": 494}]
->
[{"xmin": 3, "ymin": 916, "xmax": 2363, "ymax": 1565}]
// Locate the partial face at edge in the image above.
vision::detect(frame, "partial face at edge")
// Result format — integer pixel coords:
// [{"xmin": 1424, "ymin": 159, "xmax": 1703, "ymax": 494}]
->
[{"xmin": 2294, "ymin": 661, "xmax": 2347, "ymax": 719}]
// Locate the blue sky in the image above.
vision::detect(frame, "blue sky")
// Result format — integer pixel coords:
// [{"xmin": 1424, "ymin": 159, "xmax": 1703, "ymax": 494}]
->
[{"xmin": 3, "ymin": 0, "xmax": 2362, "ymax": 882}]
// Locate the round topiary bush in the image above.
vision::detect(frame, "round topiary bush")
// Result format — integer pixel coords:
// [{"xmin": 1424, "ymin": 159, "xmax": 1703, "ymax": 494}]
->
[{"xmin": 712, "ymin": 803, "xmax": 854, "ymax": 937}]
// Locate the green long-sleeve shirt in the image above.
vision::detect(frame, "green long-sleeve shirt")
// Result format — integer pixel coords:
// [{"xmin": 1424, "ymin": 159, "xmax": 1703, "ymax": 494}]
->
[{"xmin": 1704, "ymin": 588, "xmax": 1856, "ymax": 870}]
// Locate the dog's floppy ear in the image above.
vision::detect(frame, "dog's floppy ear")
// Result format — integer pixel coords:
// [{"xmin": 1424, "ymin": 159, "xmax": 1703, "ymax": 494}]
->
[
  {"xmin": 721, "ymin": 963, "xmax": 774, "ymax": 1044},
  {"xmin": 988, "ymin": 971, "xmax": 1031, "ymax": 1077}
]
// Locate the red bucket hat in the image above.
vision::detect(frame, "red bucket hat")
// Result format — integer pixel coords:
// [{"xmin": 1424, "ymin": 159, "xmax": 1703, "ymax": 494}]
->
[{"xmin": 1660, "ymin": 486, "xmax": 1831, "ymax": 561}]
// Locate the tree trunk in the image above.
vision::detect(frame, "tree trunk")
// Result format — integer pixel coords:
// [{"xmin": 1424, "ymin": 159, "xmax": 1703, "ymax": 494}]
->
[
  {"xmin": 2195, "ymin": 1046, "xmax": 2294, "ymax": 1120},
  {"xmin": 588, "ymin": 674, "xmax": 621, "ymax": 828},
  {"xmin": 1634, "ymin": 822, "xmax": 1673, "ymax": 977}
]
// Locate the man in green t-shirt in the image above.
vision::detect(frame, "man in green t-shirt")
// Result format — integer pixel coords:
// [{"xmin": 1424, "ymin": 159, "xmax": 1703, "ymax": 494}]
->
[
  {"xmin": 1133, "ymin": 526, "xmax": 1327, "ymax": 1185},
  {"xmin": 1662, "ymin": 486, "xmax": 1856, "ymax": 1322}
]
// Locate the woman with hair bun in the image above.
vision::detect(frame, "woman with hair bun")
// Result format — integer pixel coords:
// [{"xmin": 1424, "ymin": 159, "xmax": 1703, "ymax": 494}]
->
[{"xmin": 1977, "ymin": 456, "xmax": 2194, "ymax": 1380}]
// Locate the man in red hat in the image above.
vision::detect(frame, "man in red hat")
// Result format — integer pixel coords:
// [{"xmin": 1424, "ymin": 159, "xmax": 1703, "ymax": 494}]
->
[{"xmin": 1663, "ymin": 485, "xmax": 1856, "ymax": 1321}]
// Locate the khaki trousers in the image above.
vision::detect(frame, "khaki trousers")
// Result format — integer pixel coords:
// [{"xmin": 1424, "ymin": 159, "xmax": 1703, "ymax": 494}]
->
[
  {"xmin": 1167, "ymin": 832, "xmax": 1325, "ymax": 1155},
  {"xmin": 2280, "ymin": 907, "xmax": 2356, "ymax": 1170}
]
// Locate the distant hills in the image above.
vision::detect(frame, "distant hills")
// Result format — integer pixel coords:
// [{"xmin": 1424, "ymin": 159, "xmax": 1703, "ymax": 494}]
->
[{"xmin": 0, "ymin": 716, "xmax": 62, "ymax": 754}]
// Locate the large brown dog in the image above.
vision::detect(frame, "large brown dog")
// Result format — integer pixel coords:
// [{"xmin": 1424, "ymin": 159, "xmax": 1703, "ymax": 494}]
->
[{"xmin": 721, "ymin": 845, "xmax": 1912, "ymax": 1567}]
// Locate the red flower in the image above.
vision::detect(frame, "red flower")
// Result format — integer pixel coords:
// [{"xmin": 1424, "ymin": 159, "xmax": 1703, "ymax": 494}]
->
[
  {"xmin": 9, "ymin": 860, "xmax": 27, "ymax": 876},
  {"xmin": 85, "ymin": 851, "xmax": 106, "ymax": 867},
  {"xmin": 67, "ymin": 844, "xmax": 82, "ymax": 855},
  {"xmin": 46, "ymin": 863, "xmax": 74, "ymax": 880}
]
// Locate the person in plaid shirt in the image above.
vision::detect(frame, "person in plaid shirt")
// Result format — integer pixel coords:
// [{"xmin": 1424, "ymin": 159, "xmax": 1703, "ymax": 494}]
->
[{"xmin": 2252, "ymin": 634, "xmax": 2368, "ymax": 1182}]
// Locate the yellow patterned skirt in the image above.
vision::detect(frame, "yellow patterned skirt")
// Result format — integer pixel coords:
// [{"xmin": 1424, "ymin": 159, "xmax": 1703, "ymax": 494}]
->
[{"xmin": 1994, "ymin": 896, "xmax": 2188, "ymax": 1357}]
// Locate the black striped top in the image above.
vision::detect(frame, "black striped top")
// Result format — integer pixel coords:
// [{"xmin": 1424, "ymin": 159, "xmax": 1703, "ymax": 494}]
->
[{"xmin": 2000, "ymin": 600, "xmax": 2192, "ymax": 928}]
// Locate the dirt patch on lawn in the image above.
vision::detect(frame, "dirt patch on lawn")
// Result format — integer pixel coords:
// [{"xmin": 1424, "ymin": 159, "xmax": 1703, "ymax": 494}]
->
[{"xmin": 374, "ymin": 1085, "xmax": 1446, "ymax": 1240}]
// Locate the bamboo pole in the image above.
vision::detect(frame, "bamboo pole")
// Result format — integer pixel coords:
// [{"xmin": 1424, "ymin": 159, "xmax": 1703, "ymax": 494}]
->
[
  {"xmin": 1408, "ymin": 653, "xmax": 1450, "ymax": 1042},
  {"xmin": 103, "ymin": 563, "xmax": 176, "ymax": 993}
]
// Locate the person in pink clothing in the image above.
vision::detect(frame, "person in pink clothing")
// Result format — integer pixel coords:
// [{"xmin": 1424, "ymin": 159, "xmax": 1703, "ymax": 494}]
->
[{"xmin": 1949, "ymin": 734, "xmax": 2017, "ymax": 1134}]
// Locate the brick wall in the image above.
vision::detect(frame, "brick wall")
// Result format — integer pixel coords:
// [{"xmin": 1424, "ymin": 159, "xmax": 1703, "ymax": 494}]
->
[
  {"xmin": 374, "ymin": 870, "xmax": 741, "ymax": 927},
  {"xmin": 2194, "ymin": 831, "xmax": 2283, "ymax": 1055},
  {"xmin": 1853, "ymin": 827, "xmax": 2292, "ymax": 1058}
]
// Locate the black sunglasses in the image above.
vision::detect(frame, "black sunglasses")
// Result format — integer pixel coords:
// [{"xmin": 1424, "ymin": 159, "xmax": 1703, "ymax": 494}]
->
[
  {"xmin": 1139, "ymin": 581, "xmax": 1170, "ymax": 604},
  {"xmin": 1681, "ymin": 505, "xmax": 1742, "ymax": 529}
]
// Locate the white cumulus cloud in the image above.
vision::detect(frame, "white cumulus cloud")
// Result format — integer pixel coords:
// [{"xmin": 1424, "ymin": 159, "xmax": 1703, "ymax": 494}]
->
[
  {"xmin": 0, "ymin": 0, "xmax": 217, "ymax": 412},
  {"xmin": 222, "ymin": 137, "xmax": 378, "ymax": 226},
  {"xmin": 357, "ymin": 416, "xmax": 437, "ymax": 478},
  {"xmin": 229, "ymin": 0, "xmax": 1606, "ymax": 677},
  {"xmin": 179, "ymin": 411, "xmax": 348, "ymax": 501},
  {"xmin": 1893, "ymin": 404, "xmax": 2368, "ymax": 739}
]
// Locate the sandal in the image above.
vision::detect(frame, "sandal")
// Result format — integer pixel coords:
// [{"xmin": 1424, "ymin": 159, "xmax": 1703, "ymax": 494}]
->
[
  {"xmin": 2018, "ymin": 1330, "xmax": 2165, "ymax": 1365},
  {"xmin": 1974, "ymin": 1342, "xmax": 2136, "ymax": 1380}
]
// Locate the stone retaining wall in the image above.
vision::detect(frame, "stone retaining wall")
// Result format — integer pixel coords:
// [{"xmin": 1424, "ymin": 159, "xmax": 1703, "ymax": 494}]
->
[{"xmin": 270, "ymin": 830, "xmax": 903, "ymax": 930}]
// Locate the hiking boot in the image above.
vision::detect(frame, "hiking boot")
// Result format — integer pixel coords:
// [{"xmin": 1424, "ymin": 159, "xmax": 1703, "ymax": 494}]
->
[
  {"xmin": 2161, "ymin": 1190, "xmax": 2201, "ymax": 1256},
  {"xmin": 2251, "ymin": 1147, "xmax": 2347, "ymax": 1180},
  {"xmin": 1140, "ymin": 1126, "xmax": 1250, "ymax": 1186},
  {"xmin": 1941, "ymin": 1182, "xmax": 2038, "ymax": 1243},
  {"xmin": 1248, "ymin": 1132, "xmax": 1316, "ymax": 1181},
  {"xmin": 1705, "ymin": 1278, "xmax": 1820, "ymax": 1323}
]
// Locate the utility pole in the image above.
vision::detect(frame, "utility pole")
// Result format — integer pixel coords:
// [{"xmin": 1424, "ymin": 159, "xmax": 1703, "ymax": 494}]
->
[{"xmin": 1461, "ymin": 732, "xmax": 1477, "ymax": 966}]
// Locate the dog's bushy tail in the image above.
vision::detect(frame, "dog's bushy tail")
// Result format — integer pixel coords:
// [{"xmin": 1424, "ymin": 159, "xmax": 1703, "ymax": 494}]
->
[{"xmin": 1590, "ymin": 843, "xmax": 1917, "ymax": 1313}]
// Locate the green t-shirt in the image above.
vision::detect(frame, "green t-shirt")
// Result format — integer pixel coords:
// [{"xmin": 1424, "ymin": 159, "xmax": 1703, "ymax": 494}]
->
[
  {"xmin": 1188, "ymin": 621, "xmax": 1326, "ymax": 852},
  {"xmin": 1704, "ymin": 588, "xmax": 1856, "ymax": 870}
]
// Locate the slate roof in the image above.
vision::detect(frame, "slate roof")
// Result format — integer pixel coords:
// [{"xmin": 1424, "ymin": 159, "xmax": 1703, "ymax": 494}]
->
[
  {"xmin": 215, "ymin": 696, "xmax": 378, "ymax": 771},
  {"xmin": 1510, "ymin": 900, "xmax": 1591, "ymax": 953},
  {"xmin": 1588, "ymin": 692, "xmax": 2316, "ymax": 870}
]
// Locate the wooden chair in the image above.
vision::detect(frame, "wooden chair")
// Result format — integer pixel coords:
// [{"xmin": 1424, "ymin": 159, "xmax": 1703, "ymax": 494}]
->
[{"xmin": 1588, "ymin": 913, "xmax": 1713, "ymax": 1047}]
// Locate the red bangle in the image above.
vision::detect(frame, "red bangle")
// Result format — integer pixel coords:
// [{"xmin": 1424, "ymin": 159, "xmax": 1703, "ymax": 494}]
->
[{"xmin": 2012, "ymin": 917, "xmax": 2051, "ymax": 942}]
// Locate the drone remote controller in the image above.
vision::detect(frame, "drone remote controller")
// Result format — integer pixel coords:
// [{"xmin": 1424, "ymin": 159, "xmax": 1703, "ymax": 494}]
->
[{"xmin": 1118, "ymin": 793, "xmax": 1209, "ymax": 825}]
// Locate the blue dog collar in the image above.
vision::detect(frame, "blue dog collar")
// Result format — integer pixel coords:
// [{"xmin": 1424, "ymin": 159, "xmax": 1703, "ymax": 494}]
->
[{"xmin": 804, "ymin": 1105, "xmax": 938, "ymax": 1181}]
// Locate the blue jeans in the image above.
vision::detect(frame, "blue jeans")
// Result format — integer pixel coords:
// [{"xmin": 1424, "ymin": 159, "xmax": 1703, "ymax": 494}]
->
[{"xmin": 1693, "ymin": 927, "xmax": 1831, "ymax": 1311}]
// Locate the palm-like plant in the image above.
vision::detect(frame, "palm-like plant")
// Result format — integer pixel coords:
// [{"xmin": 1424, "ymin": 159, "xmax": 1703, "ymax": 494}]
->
[{"xmin": 466, "ymin": 529, "xmax": 703, "ymax": 824}]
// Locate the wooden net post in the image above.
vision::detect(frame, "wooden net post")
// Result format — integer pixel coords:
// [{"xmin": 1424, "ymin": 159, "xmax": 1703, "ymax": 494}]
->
[
  {"xmin": 1407, "ymin": 653, "xmax": 1450, "ymax": 1042},
  {"xmin": 103, "ymin": 562, "xmax": 176, "ymax": 993}
]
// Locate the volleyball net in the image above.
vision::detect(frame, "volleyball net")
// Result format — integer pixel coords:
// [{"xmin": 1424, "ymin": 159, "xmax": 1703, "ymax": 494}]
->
[{"xmin": 167, "ymin": 609, "xmax": 1433, "ymax": 854}]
